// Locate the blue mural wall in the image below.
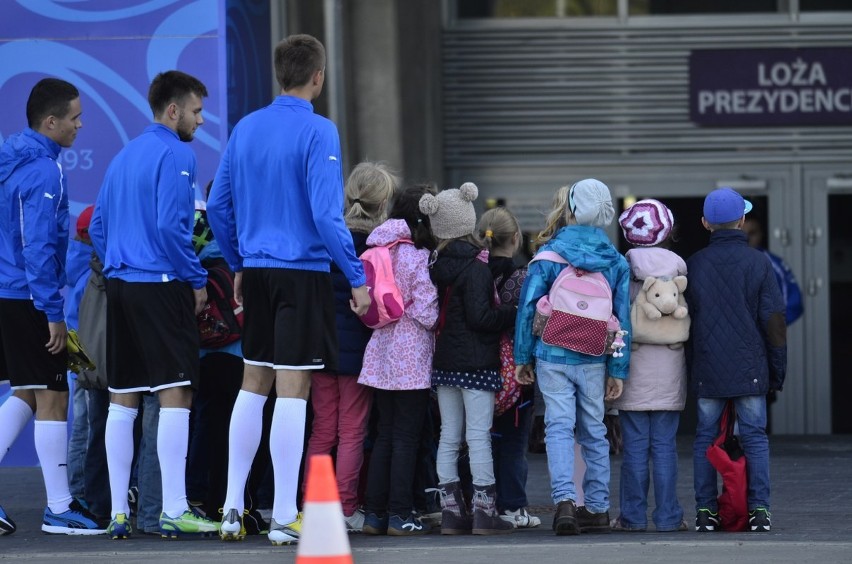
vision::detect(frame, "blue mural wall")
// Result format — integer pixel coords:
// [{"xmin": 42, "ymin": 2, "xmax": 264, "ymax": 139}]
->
[{"xmin": 0, "ymin": 0, "xmax": 271, "ymax": 467}]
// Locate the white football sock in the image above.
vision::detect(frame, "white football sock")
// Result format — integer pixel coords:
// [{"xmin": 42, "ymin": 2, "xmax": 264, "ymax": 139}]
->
[
  {"xmin": 158, "ymin": 407, "xmax": 191, "ymax": 519},
  {"xmin": 34, "ymin": 420, "xmax": 73, "ymax": 514},
  {"xmin": 0, "ymin": 395, "xmax": 33, "ymax": 463},
  {"xmin": 222, "ymin": 390, "xmax": 266, "ymax": 514},
  {"xmin": 271, "ymin": 397, "xmax": 306, "ymax": 524},
  {"xmin": 105, "ymin": 403, "xmax": 137, "ymax": 519}
]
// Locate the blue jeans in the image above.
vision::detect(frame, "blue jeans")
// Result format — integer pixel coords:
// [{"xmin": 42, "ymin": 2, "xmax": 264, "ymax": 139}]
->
[
  {"xmin": 136, "ymin": 394, "xmax": 162, "ymax": 532},
  {"xmin": 618, "ymin": 410, "xmax": 683, "ymax": 530},
  {"xmin": 536, "ymin": 359, "xmax": 610, "ymax": 513},
  {"xmin": 492, "ymin": 398, "xmax": 533, "ymax": 511},
  {"xmin": 67, "ymin": 380, "xmax": 88, "ymax": 499},
  {"xmin": 693, "ymin": 395, "xmax": 770, "ymax": 512}
]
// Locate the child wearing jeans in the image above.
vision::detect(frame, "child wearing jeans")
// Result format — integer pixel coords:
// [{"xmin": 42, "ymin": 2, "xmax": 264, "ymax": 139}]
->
[
  {"xmin": 688, "ymin": 188, "xmax": 786, "ymax": 533},
  {"xmin": 358, "ymin": 184, "xmax": 439, "ymax": 536},
  {"xmin": 305, "ymin": 161, "xmax": 398, "ymax": 532},
  {"xmin": 610, "ymin": 199, "xmax": 688, "ymax": 532},
  {"xmin": 478, "ymin": 207, "xmax": 541, "ymax": 529},
  {"xmin": 420, "ymin": 183, "xmax": 516, "ymax": 535},
  {"xmin": 514, "ymin": 179, "xmax": 631, "ymax": 536}
]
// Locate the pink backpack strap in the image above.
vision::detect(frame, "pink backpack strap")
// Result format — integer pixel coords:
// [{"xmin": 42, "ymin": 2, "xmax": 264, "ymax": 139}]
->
[{"xmin": 530, "ymin": 250, "xmax": 569, "ymax": 265}]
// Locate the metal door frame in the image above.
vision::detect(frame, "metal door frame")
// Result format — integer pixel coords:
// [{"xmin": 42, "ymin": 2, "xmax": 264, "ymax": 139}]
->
[
  {"xmin": 455, "ymin": 162, "xmax": 810, "ymax": 432},
  {"xmin": 801, "ymin": 166, "xmax": 852, "ymax": 433}
]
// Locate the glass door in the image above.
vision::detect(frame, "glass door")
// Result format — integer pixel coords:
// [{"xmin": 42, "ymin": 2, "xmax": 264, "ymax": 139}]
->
[
  {"xmin": 803, "ymin": 169, "xmax": 852, "ymax": 433},
  {"xmin": 603, "ymin": 167, "xmax": 797, "ymax": 433}
]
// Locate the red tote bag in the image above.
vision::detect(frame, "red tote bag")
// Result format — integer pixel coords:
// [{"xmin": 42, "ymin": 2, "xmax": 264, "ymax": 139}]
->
[{"xmin": 705, "ymin": 400, "xmax": 748, "ymax": 531}]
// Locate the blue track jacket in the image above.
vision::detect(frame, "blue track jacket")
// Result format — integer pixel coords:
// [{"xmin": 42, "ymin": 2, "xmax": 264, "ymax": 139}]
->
[
  {"xmin": 207, "ymin": 96, "xmax": 366, "ymax": 288},
  {"xmin": 89, "ymin": 124, "xmax": 206, "ymax": 289},
  {"xmin": 0, "ymin": 128, "xmax": 69, "ymax": 322},
  {"xmin": 514, "ymin": 225, "xmax": 632, "ymax": 379}
]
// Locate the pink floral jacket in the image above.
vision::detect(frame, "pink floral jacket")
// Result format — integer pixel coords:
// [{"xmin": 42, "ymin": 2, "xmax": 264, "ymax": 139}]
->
[{"xmin": 358, "ymin": 219, "xmax": 439, "ymax": 390}]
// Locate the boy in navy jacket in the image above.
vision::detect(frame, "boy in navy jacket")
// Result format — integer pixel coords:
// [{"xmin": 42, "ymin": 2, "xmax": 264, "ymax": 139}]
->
[{"xmin": 686, "ymin": 187, "xmax": 786, "ymax": 533}]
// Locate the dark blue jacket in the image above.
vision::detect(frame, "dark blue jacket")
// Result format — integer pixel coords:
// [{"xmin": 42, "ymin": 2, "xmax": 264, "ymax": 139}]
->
[
  {"xmin": 331, "ymin": 230, "xmax": 372, "ymax": 375},
  {"xmin": 686, "ymin": 229, "xmax": 787, "ymax": 397}
]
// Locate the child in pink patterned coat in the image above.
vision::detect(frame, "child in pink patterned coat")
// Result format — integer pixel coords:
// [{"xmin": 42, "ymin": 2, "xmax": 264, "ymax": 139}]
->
[{"xmin": 358, "ymin": 184, "xmax": 440, "ymax": 536}]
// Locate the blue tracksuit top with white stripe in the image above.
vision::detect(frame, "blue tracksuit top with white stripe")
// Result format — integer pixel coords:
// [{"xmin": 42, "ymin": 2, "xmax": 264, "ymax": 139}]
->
[
  {"xmin": 89, "ymin": 124, "xmax": 206, "ymax": 289},
  {"xmin": 0, "ymin": 128, "xmax": 69, "ymax": 322},
  {"xmin": 206, "ymin": 96, "xmax": 366, "ymax": 288}
]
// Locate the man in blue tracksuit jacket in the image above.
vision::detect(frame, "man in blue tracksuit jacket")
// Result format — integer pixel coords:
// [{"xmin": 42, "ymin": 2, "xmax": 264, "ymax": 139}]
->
[
  {"xmin": 206, "ymin": 34, "xmax": 370, "ymax": 545},
  {"xmin": 0, "ymin": 78, "xmax": 104, "ymax": 535},
  {"xmin": 88, "ymin": 71, "xmax": 218, "ymax": 539}
]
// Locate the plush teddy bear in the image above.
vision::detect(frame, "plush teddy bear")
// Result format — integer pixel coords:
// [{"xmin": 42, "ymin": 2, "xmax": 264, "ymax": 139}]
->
[{"xmin": 631, "ymin": 275, "xmax": 690, "ymax": 349}]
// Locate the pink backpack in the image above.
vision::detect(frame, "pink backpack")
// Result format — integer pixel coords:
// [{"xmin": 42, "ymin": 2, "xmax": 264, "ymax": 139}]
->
[
  {"xmin": 359, "ymin": 239, "xmax": 412, "ymax": 329},
  {"xmin": 531, "ymin": 250, "xmax": 623, "ymax": 357}
]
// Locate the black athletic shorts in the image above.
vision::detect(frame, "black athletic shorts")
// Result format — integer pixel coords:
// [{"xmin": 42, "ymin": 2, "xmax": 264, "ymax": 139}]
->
[
  {"xmin": 0, "ymin": 298, "xmax": 68, "ymax": 391},
  {"xmin": 241, "ymin": 268, "xmax": 337, "ymax": 371},
  {"xmin": 105, "ymin": 279, "xmax": 199, "ymax": 393}
]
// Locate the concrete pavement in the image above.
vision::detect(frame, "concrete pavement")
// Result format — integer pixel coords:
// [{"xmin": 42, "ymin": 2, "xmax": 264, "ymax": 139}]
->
[{"xmin": 1, "ymin": 435, "xmax": 850, "ymax": 563}]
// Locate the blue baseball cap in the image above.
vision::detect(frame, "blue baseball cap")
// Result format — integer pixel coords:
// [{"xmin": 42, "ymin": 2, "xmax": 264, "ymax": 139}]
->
[{"xmin": 703, "ymin": 187, "xmax": 753, "ymax": 224}]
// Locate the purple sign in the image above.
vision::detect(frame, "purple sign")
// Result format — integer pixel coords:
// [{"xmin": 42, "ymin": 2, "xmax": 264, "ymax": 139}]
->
[
  {"xmin": 0, "ymin": 0, "xmax": 227, "ymax": 468},
  {"xmin": 690, "ymin": 48, "xmax": 852, "ymax": 126},
  {"xmin": 0, "ymin": 0, "xmax": 228, "ymax": 222}
]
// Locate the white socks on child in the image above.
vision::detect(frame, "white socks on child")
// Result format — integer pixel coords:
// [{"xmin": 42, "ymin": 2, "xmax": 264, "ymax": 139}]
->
[
  {"xmin": 158, "ymin": 407, "xmax": 190, "ymax": 519},
  {"xmin": 34, "ymin": 420, "xmax": 73, "ymax": 514},
  {"xmin": 0, "ymin": 395, "xmax": 32, "ymax": 463},
  {"xmin": 271, "ymin": 397, "xmax": 306, "ymax": 525},
  {"xmin": 105, "ymin": 403, "xmax": 137, "ymax": 519},
  {"xmin": 222, "ymin": 390, "xmax": 266, "ymax": 514}
]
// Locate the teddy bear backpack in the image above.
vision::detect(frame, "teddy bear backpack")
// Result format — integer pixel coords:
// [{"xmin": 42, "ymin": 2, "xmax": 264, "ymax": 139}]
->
[
  {"xmin": 531, "ymin": 250, "xmax": 625, "ymax": 357},
  {"xmin": 630, "ymin": 274, "xmax": 690, "ymax": 346}
]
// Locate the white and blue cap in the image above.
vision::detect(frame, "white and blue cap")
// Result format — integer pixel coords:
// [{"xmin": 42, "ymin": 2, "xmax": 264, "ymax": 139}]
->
[{"xmin": 703, "ymin": 187, "xmax": 753, "ymax": 224}]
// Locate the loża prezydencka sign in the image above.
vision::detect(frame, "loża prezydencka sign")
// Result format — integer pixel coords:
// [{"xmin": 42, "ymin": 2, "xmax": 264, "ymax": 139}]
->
[{"xmin": 689, "ymin": 48, "xmax": 852, "ymax": 126}]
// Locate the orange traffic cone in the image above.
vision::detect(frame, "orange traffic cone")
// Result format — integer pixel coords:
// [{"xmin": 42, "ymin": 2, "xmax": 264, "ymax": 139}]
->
[{"xmin": 296, "ymin": 454, "xmax": 354, "ymax": 564}]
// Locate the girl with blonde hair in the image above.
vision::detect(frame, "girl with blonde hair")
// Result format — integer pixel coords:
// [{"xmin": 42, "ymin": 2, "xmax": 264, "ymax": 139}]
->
[{"xmin": 305, "ymin": 161, "xmax": 398, "ymax": 532}]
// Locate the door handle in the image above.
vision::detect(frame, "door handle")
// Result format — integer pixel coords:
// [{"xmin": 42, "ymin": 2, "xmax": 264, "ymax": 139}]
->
[
  {"xmin": 806, "ymin": 227, "xmax": 822, "ymax": 246},
  {"xmin": 806, "ymin": 277, "xmax": 823, "ymax": 297},
  {"xmin": 772, "ymin": 227, "xmax": 790, "ymax": 247}
]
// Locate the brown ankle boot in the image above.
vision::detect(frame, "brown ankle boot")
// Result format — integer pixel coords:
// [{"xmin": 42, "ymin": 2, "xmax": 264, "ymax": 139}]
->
[
  {"xmin": 471, "ymin": 484, "xmax": 514, "ymax": 535},
  {"xmin": 437, "ymin": 482, "xmax": 471, "ymax": 535}
]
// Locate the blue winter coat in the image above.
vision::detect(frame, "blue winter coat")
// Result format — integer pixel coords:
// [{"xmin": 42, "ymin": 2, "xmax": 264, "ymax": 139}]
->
[
  {"xmin": 514, "ymin": 225, "xmax": 632, "ymax": 379},
  {"xmin": 64, "ymin": 237, "xmax": 93, "ymax": 330},
  {"xmin": 685, "ymin": 229, "xmax": 787, "ymax": 397}
]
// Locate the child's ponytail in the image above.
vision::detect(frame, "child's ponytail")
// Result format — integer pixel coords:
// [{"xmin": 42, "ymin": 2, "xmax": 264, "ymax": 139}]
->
[
  {"xmin": 344, "ymin": 161, "xmax": 399, "ymax": 232},
  {"xmin": 478, "ymin": 207, "xmax": 520, "ymax": 253},
  {"xmin": 535, "ymin": 184, "xmax": 572, "ymax": 249}
]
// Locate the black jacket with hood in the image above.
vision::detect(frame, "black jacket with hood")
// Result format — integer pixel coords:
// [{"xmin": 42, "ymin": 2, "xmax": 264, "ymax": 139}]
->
[{"xmin": 430, "ymin": 240, "xmax": 515, "ymax": 377}]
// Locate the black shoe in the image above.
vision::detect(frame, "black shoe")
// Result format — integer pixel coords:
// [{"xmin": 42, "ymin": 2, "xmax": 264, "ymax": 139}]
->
[
  {"xmin": 553, "ymin": 499, "xmax": 580, "ymax": 536},
  {"xmin": 244, "ymin": 508, "xmax": 269, "ymax": 535},
  {"xmin": 695, "ymin": 508, "xmax": 720, "ymax": 532},
  {"xmin": 577, "ymin": 506, "xmax": 610, "ymax": 534},
  {"xmin": 749, "ymin": 508, "xmax": 771, "ymax": 532},
  {"xmin": 127, "ymin": 486, "xmax": 139, "ymax": 517}
]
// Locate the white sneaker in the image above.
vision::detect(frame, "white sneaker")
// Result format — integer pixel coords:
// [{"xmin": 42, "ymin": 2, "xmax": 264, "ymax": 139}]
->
[
  {"xmin": 344, "ymin": 509, "xmax": 365, "ymax": 532},
  {"xmin": 499, "ymin": 507, "xmax": 541, "ymax": 528}
]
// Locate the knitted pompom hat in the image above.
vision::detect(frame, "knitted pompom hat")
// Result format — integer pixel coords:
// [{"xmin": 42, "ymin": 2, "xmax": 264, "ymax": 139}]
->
[
  {"xmin": 569, "ymin": 178, "xmax": 615, "ymax": 227},
  {"xmin": 419, "ymin": 182, "xmax": 478, "ymax": 239},
  {"xmin": 618, "ymin": 198, "xmax": 674, "ymax": 247}
]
